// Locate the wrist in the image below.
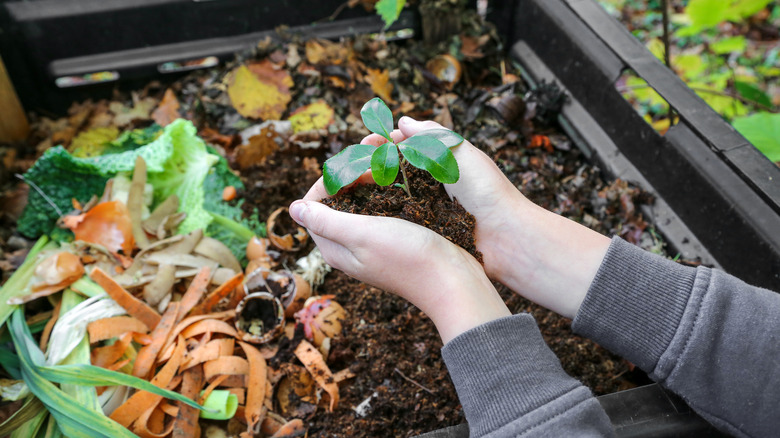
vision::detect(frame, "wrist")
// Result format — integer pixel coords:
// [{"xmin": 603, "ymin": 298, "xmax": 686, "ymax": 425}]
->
[
  {"xmin": 415, "ymin": 249, "xmax": 511, "ymax": 344},
  {"xmin": 488, "ymin": 202, "xmax": 611, "ymax": 319}
]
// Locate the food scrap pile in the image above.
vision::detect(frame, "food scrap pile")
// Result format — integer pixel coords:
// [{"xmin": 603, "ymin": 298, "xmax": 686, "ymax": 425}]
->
[{"xmin": 0, "ymin": 9, "xmax": 664, "ymax": 438}]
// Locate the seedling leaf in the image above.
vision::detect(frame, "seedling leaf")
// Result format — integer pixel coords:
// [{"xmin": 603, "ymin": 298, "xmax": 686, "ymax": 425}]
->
[
  {"xmin": 398, "ymin": 136, "xmax": 459, "ymax": 184},
  {"xmin": 323, "ymin": 144, "xmax": 375, "ymax": 195},
  {"xmin": 361, "ymin": 98, "xmax": 394, "ymax": 141},
  {"xmin": 413, "ymin": 129, "xmax": 465, "ymax": 148},
  {"xmin": 371, "ymin": 143, "xmax": 400, "ymax": 186}
]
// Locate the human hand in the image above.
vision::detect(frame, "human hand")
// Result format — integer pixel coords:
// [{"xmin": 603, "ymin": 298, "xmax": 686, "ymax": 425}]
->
[
  {"xmin": 288, "ymin": 199, "xmax": 510, "ymax": 344},
  {"xmin": 359, "ymin": 118, "xmax": 611, "ymax": 319}
]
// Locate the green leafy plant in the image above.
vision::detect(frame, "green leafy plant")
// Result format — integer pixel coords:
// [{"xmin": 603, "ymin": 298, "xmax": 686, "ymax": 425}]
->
[
  {"xmin": 322, "ymin": 97, "xmax": 464, "ymax": 196},
  {"xmin": 375, "ymin": 0, "xmax": 407, "ymax": 28}
]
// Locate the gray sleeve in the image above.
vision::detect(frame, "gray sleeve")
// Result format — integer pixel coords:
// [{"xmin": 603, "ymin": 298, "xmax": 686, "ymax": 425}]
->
[
  {"xmin": 573, "ymin": 237, "xmax": 780, "ymax": 438},
  {"xmin": 441, "ymin": 314, "xmax": 614, "ymax": 437}
]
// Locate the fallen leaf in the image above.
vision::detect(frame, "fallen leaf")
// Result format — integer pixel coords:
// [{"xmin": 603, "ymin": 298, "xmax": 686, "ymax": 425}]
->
[
  {"xmin": 151, "ymin": 89, "xmax": 181, "ymax": 127},
  {"xmin": 366, "ymin": 68, "xmax": 395, "ymax": 103},
  {"xmin": 288, "ymin": 101, "xmax": 335, "ymax": 133},
  {"xmin": 228, "ymin": 61, "xmax": 293, "ymax": 121},
  {"xmin": 110, "ymin": 94, "xmax": 157, "ymax": 127},
  {"xmin": 235, "ymin": 126, "xmax": 280, "ymax": 169},
  {"xmin": 460, "ymin": 34, "xmax": 491, "ymax": 59},
  {"xmin": 305, "ymin": 39, "xmax": 350, "ymax": 65}
]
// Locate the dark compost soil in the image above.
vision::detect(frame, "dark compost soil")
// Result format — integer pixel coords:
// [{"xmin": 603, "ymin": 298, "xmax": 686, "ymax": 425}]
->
[{"xmin": 1, "ymin": 13, "xmax": 665, "ymax": 437}]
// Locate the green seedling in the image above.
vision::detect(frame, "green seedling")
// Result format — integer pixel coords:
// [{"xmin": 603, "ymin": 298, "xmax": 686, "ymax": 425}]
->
[{"xmin": 323, "ymin": 98, "xmax": 464, "ymax": 196}]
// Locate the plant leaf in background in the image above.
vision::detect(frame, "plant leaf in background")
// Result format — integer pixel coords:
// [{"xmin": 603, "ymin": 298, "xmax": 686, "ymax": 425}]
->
[
  {"xmin": 733, "ymin": 112, "xmax": 780, "ymax": 163},
  {"xmin": 227, "ymin": 61, "xmax": 294, "ymax": 120},
  {"xmin": 398, "ymin": 136, "xmax": 459, "ymax": 184},
  {"xmin": 147, "ymin": 119, "xmax": 219, "ymax": 234},
  {"xmin": 288, "ymin": 100, "xmax": 335, "ymax": 133},
  {"xmin": 370, "ymin": 142, "xmax": 400, "ymax": 186},
  {"xmin": 361, "ymin": 97, "xmax": 394, "ymax": 141},
  {"xmin": 9, "ymin": 309, "xmax": 137, "ymax": 438},
  {"xmin": 735, "ymin": 81, "xmax": 773, "ymax": 108},
  {"xmin": 0, "ymin": 236, "xmax": 53, "ymax": 327},
  {"xmin": 375, "ymin": 0, "xmax": 407, "ymax": 28},
  {"xmin": 323, "ymin": 144, "xmax": 376, "ymax": 195},
  {"xmin": 710, "ymin": 36, "xmax": 748, "ymax": 55}
]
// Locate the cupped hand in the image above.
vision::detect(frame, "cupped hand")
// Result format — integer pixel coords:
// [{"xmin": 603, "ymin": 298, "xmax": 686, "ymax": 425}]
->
[
  {"xmin": 362, "ymin": 118, "xmax": 534, "ymax": 284},
  {"xmin": 288, "ymin": 199, "xmax": 510, "ymax": 343}
]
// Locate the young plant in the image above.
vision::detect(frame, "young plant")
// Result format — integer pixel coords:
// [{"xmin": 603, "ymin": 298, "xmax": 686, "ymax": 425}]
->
[{"xmin": 323, "ymin": 98, "xmax": 464, "ymax": 196}]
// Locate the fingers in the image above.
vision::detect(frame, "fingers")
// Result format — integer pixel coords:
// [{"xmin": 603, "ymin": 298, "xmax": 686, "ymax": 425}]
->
[
  {"xmin": 361, "ymin": 129, "xmax": 406, "ymax": 146},
  {"xmin": 398, "ymin": 116, "xmax": 446, "ymax": 138},
  {"xmin": 303, "ymin": 177, "xmax": 329, "ymax": 202},
  {"xmin": 289, "ymin": 200, "xmax": 363, "ymax": 247}
]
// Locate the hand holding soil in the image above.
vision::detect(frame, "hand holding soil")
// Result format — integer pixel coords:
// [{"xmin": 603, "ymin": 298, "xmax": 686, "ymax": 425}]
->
[
  {"xmin": 288, "ymin": 199, "xmax": 510, "ymax": 344},
  {"xmin": 354, "ymin": 116, "xmax": 613, "ymax": 320}
]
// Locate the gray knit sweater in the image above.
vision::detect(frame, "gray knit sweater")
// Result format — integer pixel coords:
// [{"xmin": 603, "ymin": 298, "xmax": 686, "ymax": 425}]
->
[{"xmin": 440, "ymin": 237, "xmax": 780, "ymax": 437}]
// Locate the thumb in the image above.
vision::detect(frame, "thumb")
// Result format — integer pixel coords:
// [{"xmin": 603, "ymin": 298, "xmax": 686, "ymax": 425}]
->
[
  {"xmin": 289, "ymin": 200, "xmax": 358, "ymax": 245},
  {"xmin": 398, "ymin": 116, "xmax": 447, "ymax": 138}
]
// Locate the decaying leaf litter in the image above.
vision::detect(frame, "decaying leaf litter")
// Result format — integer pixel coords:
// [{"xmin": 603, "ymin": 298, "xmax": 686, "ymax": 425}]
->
[{"xmin": 0, "ymin": 10, "xmax": 672, "ymax": 438}]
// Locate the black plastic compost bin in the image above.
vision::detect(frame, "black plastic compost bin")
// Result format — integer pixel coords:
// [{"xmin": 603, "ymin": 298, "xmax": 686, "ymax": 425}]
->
[{"xmin": 1, "ymin": 0, "xmax": 777, "ymax": 436}]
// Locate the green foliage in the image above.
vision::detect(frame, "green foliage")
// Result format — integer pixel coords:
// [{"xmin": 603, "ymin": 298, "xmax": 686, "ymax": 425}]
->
[
  {"xmin": 680, "ymin": 0, "xmax": 773, "ymax": 34},
  {"xmin": 398, "ymin": 136, "xmax": 459, "ymax": 184},
  {"xmin": 375, "ymin": 0, "xmax": 407, "ymax": 29},
  {"xmin": 735, "ymin": 81, "xmax": 773, "ymax": 108},
  {"xmin": 710, "ymin": 36, "xmax": 747, "ymax": 55},
  {"xmin": 732, "ymin": 112, "xmax": 780, "ymax": 162},
  {"xmin": 322, "ymin": 98, "xmax": 464, "ymax": 196},
  {"xmin": 147, "ymin": 119, "xmax": 219, "ymax": 234},
  {"xmin": 370, "ymin": 142, "xmax": 400, "ymax": 186},
  {"xmin": 202, "ymin": 146, "xmax": 266, "ymax": 266},
  {"xmin": 16, "ymin": 147, "xmax": 110, "ymax": 238},
  {"xmin": 323, "ymin": 144, "xmax": 376, "ymax": 195}
]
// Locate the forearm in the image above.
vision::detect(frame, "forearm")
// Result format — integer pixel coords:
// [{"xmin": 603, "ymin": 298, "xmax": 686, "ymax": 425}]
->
[
  {"xmin": 442, "ymin": 314, "xmax": 614, "ymax": 437},
  {"xmin": 573, "ymin": 238, "xmax": 780, "ymax": 437},
  {"xmin": 483, "ymin": 196, "xmax": 611, "ymax": 319}
]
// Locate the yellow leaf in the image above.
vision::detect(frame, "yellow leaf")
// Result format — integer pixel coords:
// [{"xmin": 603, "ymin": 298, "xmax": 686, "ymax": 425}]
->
[
  {"xmin": 366, "ymin": 68, "xmax": 395, "ymax": 103},
  {"xmin": 227, "ymin": 61, "xmax": 293, "ymax": 121},
  {"xmin": 288, "ymin": 100, "xmax": 335, "ymax": 133}
]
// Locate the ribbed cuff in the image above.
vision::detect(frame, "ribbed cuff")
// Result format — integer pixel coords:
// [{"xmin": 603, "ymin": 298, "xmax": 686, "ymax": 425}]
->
[
  {"xmin": 442, "ymin": 314, "xmax": 583, "ymax": 437},
  {"xmin": 572, "ymin": 237, "xmax": 697, "ymax": 372}
]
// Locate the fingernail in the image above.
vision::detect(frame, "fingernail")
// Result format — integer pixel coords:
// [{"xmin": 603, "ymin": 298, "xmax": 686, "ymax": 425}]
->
[{"xmin": 289, "ymin": 201, "xmax": 307, "ymax": 226}]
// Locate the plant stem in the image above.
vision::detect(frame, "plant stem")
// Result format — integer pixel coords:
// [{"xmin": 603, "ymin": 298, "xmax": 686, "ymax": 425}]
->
[
  {"xmin": 661, "ymin": 0, "xmax": 671, "ymax": 68},
  {"xmin": 399, "ymin": 159, "xmax": 412, "ymax": 197}
]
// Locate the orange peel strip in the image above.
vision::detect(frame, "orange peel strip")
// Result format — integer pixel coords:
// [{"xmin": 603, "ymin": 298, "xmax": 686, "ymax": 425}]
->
[
  {"xmin": 198, "ymin": 374, "xmax": 230, "ymax": 405},
  {"xmin": 87, "ymin": 316, "xmax": 149, "ymax": 343},
  {"xmin": 177, "ymin": 267, "xmax": 212, "ymax": 320},
  {"xmin": 90, "ymin": 267, "xmax": 161, "ymax": 329},
  {"xmin": 202, "ymin": 356, "xmax": 250, "ymax": 381},
  {"xmin": 189, "ymin": 272, "xmax": 244, "ymax": 316},
  {"xmin": 39, "ymin": 299, "xmax": 62, "ymax": 352},
  {"xmin": 239, "ymin": 341, "xmax": 268, "ymax": 437},
  {"xmin": 181, "ymin": 338, "xmax": 235, "ymax": 370},
  {"xmin": 181, "ymin": 319, "xmax": 238, "ymax": 340},
  {"xmin": 91, "ymin": 332, "xmax": 134, "ymax": 368},
  {"xmin": 295, "ymin": 339, "xmax": 339, "ymax": 412},
  {"xmin": 173, "ymin": 364, "xmax": 204, "ymax": 438},
  {"xmin": 132, "ymin": 302, "xmax": 180, "ymax": 379},
  {"xmin": 109, "ymin": 335, "xmax": 186, "ymax": 427}
]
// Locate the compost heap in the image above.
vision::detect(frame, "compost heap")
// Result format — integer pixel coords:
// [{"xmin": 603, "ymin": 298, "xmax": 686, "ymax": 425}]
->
[{"xmin": 0, "ymin": 24, "xmax": 662, "ymax": 438}]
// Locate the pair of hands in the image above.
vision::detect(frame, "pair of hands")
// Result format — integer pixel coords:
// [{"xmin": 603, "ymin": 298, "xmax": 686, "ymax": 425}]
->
[{"xmin": 289, "ymin": 117, "xmax": 611, "ymax": 343}]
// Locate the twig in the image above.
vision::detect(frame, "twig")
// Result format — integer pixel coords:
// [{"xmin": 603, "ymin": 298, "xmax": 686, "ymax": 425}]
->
[
  {"xmin": 618, "ymin": 84, "xmax": 778, "ymax": 113},
  {"xmin": 394, "ymin": 368, "xmax": 434, "ymax": 395},
  {"xmin": 661, "ymin": 0, "xmax": 671, "ymax": 68},
  {"xmin": 16, "ymin": 173, "xmax": 64, "ymax": 216}
]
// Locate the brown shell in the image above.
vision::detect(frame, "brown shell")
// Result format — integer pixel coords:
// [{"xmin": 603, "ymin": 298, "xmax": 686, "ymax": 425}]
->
[
  {"xmin": 267, "ymin": 207, "xmax": 308, "ymax": 251},
  {"xmin": 235, "ymin": 292, "xmax": 285, "ymax": 344},
  {"xmin": 425, "ymin": 54, "xmax": 461, "ymax": 89}
]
